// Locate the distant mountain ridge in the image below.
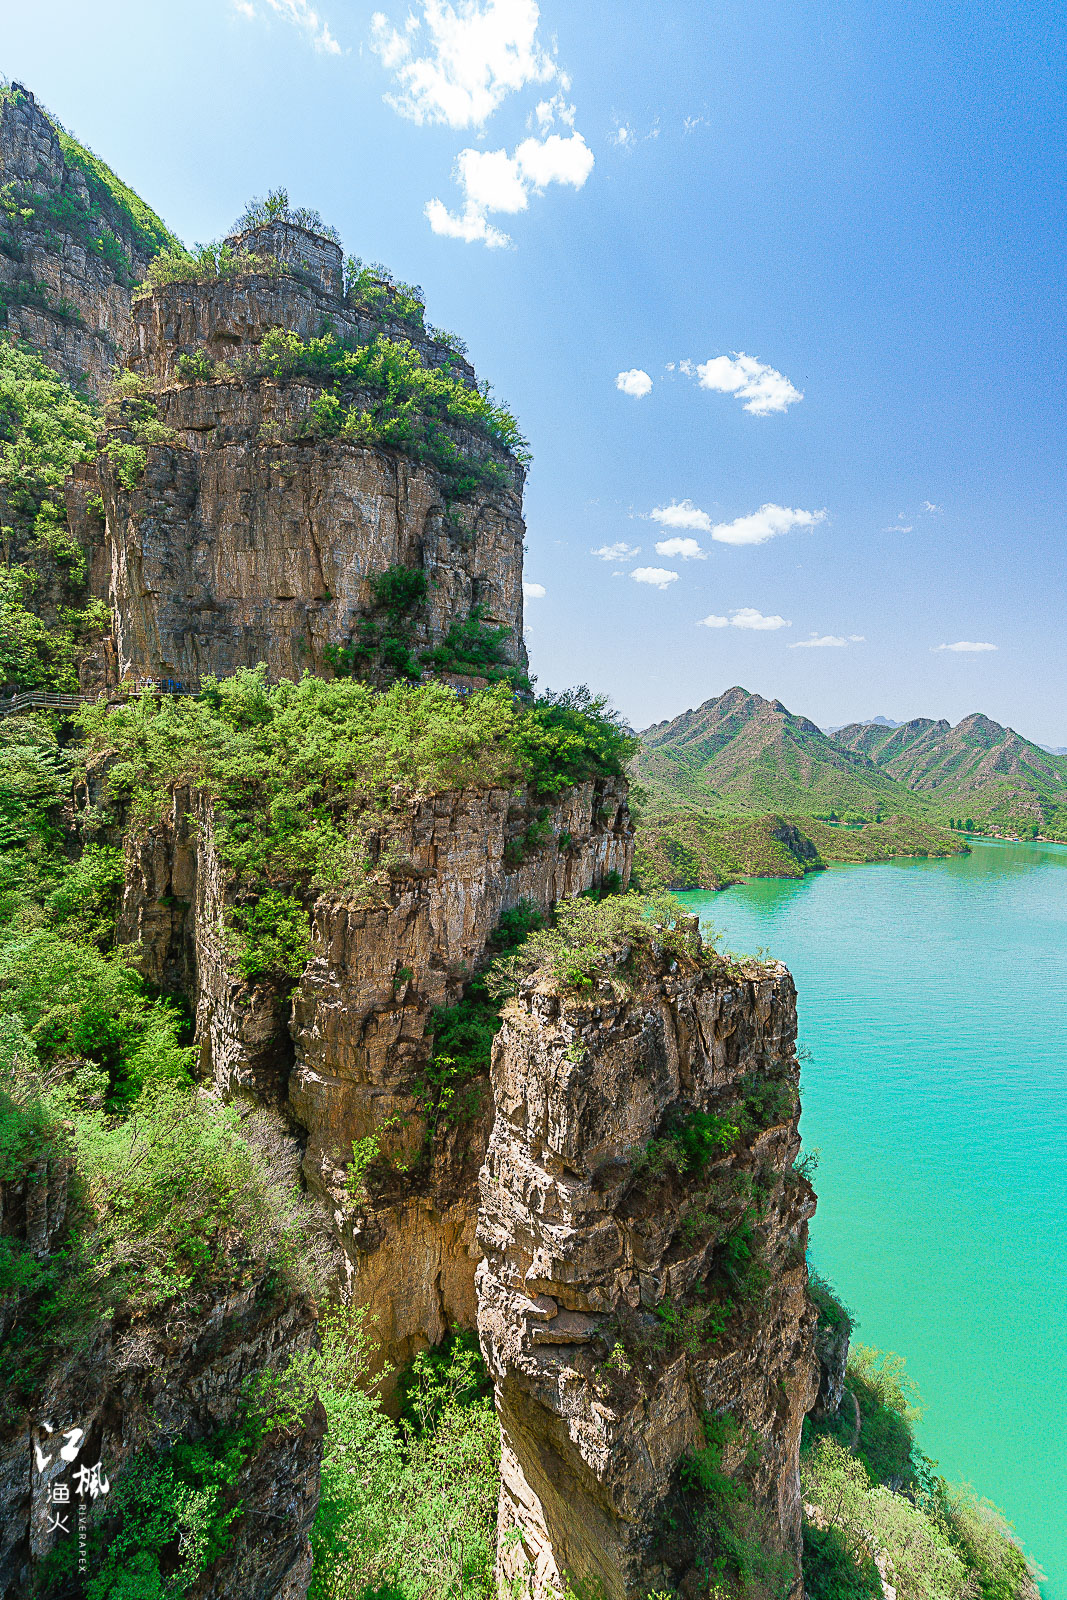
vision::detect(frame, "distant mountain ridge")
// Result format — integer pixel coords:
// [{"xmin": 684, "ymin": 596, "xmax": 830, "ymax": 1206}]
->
[
  {"xmin": 831, "ymin": 713, "xmax": 1067, "ymax": 829},
  {"xmin": 637, "ymin": 687, "xmax": 1067, "ymax": 837},
  {"xmin": 637, "ymin": 686, "xmax": 922, "ymax": 817}
]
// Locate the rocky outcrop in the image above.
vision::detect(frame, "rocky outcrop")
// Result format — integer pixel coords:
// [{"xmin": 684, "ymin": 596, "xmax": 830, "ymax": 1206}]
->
[
  {"xmin": 476, "ymin": 934, "xmax": 818, "ymax": 1600},
  {"xmin": 0, "ymin": 1124, "xmax": 323, "ymax": 1600},
  {"xmin": 0, "ymin": 86, "xmax": 167, "ymax": 394},
  {"xmin": 109, "ymin": 771, "xmax": 633, "ymax": 1377},
  {"xmin": 83, "ymin": 372, "xmax": 525, "ymax": 687}
]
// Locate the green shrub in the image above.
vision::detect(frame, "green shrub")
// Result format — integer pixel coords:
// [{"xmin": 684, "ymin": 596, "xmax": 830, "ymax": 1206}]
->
[
  {"xmin": 248, "ymin": 326, "xmax": 529, "ymax": 467},
  {"xmin": 638, "ymin": 1108, "xmax": 740, "ymax": 1180},
  {"xmin": 232, "ymin": 187, "xmax": 341, "ymax": 243},
  {"xmin": 310, "ymin": 1330, "xmax": 499, "ymax": 1600},
  {"xmin": 138, "ymin": 239, "xmax": 283, "ymax": 294},
  {"xmin": 803, "ymin": 1523, "xmax": 882, "ymax": 1600},
  {"xmin": 229, "ymin": 888, "xmax": 312, "ymax": 987},
  {"xmin": 808, "ymin": 1272, "xmax": 853, "ymax": 1336},
  {"xmin": 801, "ymin": 1437, "xmax": 973, "ymax": 1600},
  {"xmin": 175, "ymin": 348, "xmax": 221, "ymax": 383},
  {"xmin": 487, "ymin": 889, "xmax": 705, "ymax": 995},
  {"xmin": 345, "ymin": 256, "xmax": 426, "ymax": 328},
  {"xmin": 0, "ymin": 927, "xmax": 190, "ymax": 1099}
]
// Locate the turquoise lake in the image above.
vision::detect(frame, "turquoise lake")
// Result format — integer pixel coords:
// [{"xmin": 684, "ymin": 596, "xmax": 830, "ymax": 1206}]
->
[{"xmin": 677, "ymin": 838, "xmax": 1067, "ymax": 1596}]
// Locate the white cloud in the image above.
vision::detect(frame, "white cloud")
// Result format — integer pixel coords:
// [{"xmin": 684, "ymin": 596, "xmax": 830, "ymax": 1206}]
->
[
  {"xmin": 788, "ymin": 633, "xmax": 863, "ymax": 649},
  {"xmin": 632, "ymin": 567, "xmax": 679, "ymax": 590},
  {"xmin": 370, "ymin": 0, "xmax": 558, "ymax": 128},
  {"xmin": 884, "ymin": 523, "xmax": 914, "ymax": 533},
  {"xmin": 592, "ymin": 542, "xmax": 640, "ymax": 562},
  {"xmin": 730, "ymin": 607, "xmax": 791, "ymax": 630},
  {"xmin": 533, "ymin": 91, "xmax": 575, "ymax": 132},
  {"xmin": 424, "ymin": 198, "xmax": 511, "ymax": 247},
  {"xmin": 515, "ymin": 132, "xmax": 594, "ymax": 189},
  {"xmin": 934, "ymin": 641, "xmax": 997, "ymax": 653},
  {"xmin": 682, "ymin": 351, "xmax": 802, "ymax": 416},
  {"xmin": 923, "ymin": 501, "xmax": 941, "ymax": 513},
  {"xmin": 610, "ymin": 122, "xmax": 636, "ymax": 148},
  {"xmin": 654, "ymin": 536, "xmax": 705, "ymax": 560},
  {"xmin": 426, "ymin": 130, "xmax": 594, "ymax": 247},
  {"xmin": 616, "ymin": 368, "xmax": 652, "ymax": 398},
  {"xmin": 698, "ymin": 609, "xmax": 791, "ymax": 631},
  {"xmin": 650, "ymin": 499, "xmax": 712, "ymax": 533},
  {"xmin": 708, "ymin": 504, "xmax": 825, "ymax": 546},
  {"xmin": 522, "ymin": 580, "xmax": 546, "ymax": 598},
  {"xmin": 236, "ymin": 0, "xmax": 340, "ymax": 51}
]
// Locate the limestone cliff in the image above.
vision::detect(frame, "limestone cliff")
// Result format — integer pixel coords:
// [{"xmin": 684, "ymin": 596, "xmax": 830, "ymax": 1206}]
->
[
  {"xmin": 104, "ymin": 767, "xmax": 632, "ymax": 1377},
  {"xmin": 477, "ymin": 930, "xmax": 818, "ymax": 1599},
  {"xmin": 0, "ymin": 85, "xmax": 174, "ymax": 395},
  {"xmin": 62, "ymin": 222, "xmax": 528, "ymax": 690}
]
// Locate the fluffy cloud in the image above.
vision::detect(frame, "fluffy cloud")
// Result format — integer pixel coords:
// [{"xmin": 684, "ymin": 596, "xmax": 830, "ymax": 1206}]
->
[
  {"xmin": 592, "ymin": 542, "xmax": 640, "ymax": 561},
  {"xmin": 372, "ymin": 0, "xmax": 593, "ymax": 246},
  {"xmin": 681, "ymin": 352, "xmax": 802, "ymax": 416},
  {"xmin": 730, "ymin": 608, "xmax": 791, "ymax": 630},
  {"xmin": 370, "ymin": 0, "xmax": 558, "ymax": 128},
  {"xmin": 616, "ymin": 368, "xmax": 652, "ymax": 398},
  {"xmin": 650, "ymin": 499, "xmax": 712, "ymax": 533},
  {"xmin": 610, "ymin": 123, "xmax": 636, "ymax": 149},
  {"xmin": 632, "ymin": 567, "xmax": 679, "ymax": 590},
  {"xmin": 426, "ymin": 130, "xmax": 594, "ymax": 247},
  {"xmin": 522, "ymin": 581, "xmax": 546, "ymax": 598},
  {"xmin": 235, "ymin": 0, "xmax": 340, "ymax": 52},
  {"xmin": 698, "ymin": 609, "xmax": 791, "ymax": 631},
  {"xmin": 789, "ymin": 633, "xmax": 864, "ymax": 649},
  {"xmin": 934, "ymin": 641, "xmax": 997, "ymax": 652},
  {"xmin": 708, "ymin": 504, "xmax": 825, "ymax": 546},
  {"xmin": 654, "ymin": 536, "xmax": 705, "ymax": 560}
]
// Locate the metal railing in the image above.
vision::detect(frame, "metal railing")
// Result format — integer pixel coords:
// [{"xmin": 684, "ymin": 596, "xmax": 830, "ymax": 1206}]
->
[{"xmin": 0, "ymin": 680, "xmax": 200, "ymax": 718}]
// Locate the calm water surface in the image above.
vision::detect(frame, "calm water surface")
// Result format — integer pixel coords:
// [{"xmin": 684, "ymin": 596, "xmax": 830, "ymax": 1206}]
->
[{"xmin": 677, "ymin": 839, "xmax": 1067, "ymax": 1595}]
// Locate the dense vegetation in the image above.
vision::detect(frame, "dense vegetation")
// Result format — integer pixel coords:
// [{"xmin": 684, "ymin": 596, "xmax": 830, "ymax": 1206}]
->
[
  {"xmin": 0, "ymin": 713, "xmax": 320, "ymax": 1418},
  {"xmin": 632, "ymin": 809, "xmax": 967, "ymax": 892},
  {"xmin": 310, "ymin": 1329, "xmax": 498, "ymax": 1600},
  {"xmin": 802, "ymin": 1287, "xmax": 1036, "ymax": 1600},
  {"xmin": 79, "ymin": 671, "xmax": 634, "ymax": 984},
  {"xmin": 0, "ymin": 335, "xmax": 109, "ymax": 693}
]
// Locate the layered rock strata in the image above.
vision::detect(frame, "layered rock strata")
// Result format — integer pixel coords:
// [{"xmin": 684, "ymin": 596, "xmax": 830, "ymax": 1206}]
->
[
  {"xmin": 477, "ymin": 934, "xmax": 818, "ymax": 1599},
  {"xmin": 76, "ymin": 369, "xmax": 526, "ymax": 687},
  {"xmin": 0, "ymin": 86, "xmax": 165, "ymax": 394},
  {"xmin": 107, "ymin": 771, "xmax": 633, "ymax": 1374},
  {"xmin": 62, "ymin": 218, "xmax": 527, "ymax": 689}
]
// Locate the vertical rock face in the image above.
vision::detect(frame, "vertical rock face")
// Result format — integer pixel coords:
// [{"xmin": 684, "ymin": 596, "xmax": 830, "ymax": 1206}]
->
[
  {"xmin": 75, "ymin": 220, "xmax": 528, "ymax": 688},
  {"xmin": 112, "ymin": 772, "xmax": 634, "ymax": 1377},
  {"xmin": 87, "ymin": 376, "xmax": 526, "ymax": 687},
  {"xmin": 477, "ymin": 935, "xmax": 818, "ymax": 1600},
  {"xmin": 0, "ymin": 86, "xmax": 167, "ymax": 394}
]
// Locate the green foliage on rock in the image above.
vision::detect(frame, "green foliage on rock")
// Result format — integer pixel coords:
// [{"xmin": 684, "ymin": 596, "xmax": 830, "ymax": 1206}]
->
[
  {"xmin": 488, "ymin": 888, "xmax": 706, "ymax": 995},
  {"xmin": 250, "ymin": 325, "xmax": 529, "ymax": 468},
  {"xmin": 310, "ymin": 1326, "xmax": 499, "ymax": 1600},
  {"xmin": 0, "ymin": 334, "xmax": 110, "ymax": 691},
  {"xmin": 78, "ymin": 671, "xmax": 630, "ymax": 989},
  {"xmin": 802, "ymin": 1333, "xmax": 1038, "ymax": 1600}
]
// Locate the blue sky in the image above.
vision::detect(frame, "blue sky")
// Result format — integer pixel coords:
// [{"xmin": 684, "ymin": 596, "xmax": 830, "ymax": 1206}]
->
[{"xmin": 7, "ymin": 0, "xmax": 1066, "ymax": 739}]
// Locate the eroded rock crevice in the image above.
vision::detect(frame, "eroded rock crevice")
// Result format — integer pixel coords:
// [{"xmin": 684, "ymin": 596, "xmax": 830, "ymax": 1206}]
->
[{"xmin": 477, "ymin": 933, "xmax": 819, "ymax": 1599}]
